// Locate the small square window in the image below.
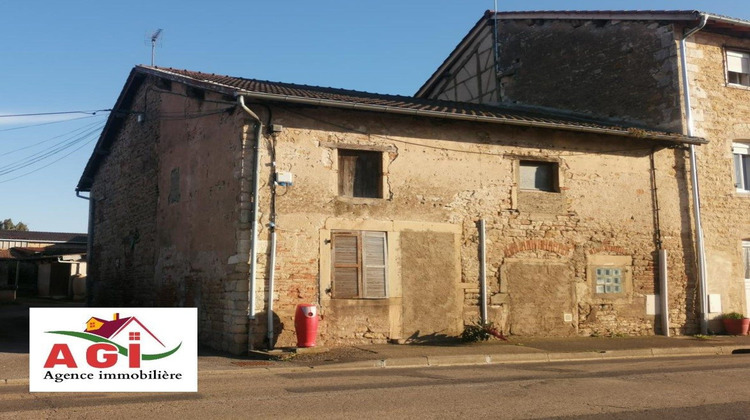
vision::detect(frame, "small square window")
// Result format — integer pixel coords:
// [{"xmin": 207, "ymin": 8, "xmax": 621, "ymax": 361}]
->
[
  {"xmin": 519, "ymin": 160, "xmax": 558, "ymax": 192},
  {"xmin": 594, "ymin": 266, "xmax": 624, "ymax": 294},
  {"xmin": 338, "ymin": 149, "xmax": 382, "ymax": 198},
  {"xmin": 727, "ymin": 50, "xmax": 750, "ymax": 87}
]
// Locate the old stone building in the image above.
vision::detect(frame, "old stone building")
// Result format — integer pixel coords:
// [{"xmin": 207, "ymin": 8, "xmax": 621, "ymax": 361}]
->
[
  {"xmin": 77, "ymin": 65, "xmax": 705, "ymax": 353},
  {"xmin": 417, "ymin": 10, "xmax": 750, "ymax": 333}
]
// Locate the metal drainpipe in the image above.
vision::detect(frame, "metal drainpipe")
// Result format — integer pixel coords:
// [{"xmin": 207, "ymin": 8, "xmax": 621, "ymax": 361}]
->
[
  {"xmin": 478, "ymin": 219, "xmax": 488, "ymax": 324},
  {"xmin": 679, "ymin": 13, "xmax": 710, "ymax": 334},
  {"xmin": 76, "ymin": 190, "xmax": 94, "ymax": 306},
  {"xmin": 237, "ymin": 95, "xmax": 263, "ymax": 346},
  {"xmin": 267, "ymin": 222, "xmax": 277, "ymax": 349},
  {"xmin": 659, "ymin": 249, "xmax": 670, "ymax": 337}
]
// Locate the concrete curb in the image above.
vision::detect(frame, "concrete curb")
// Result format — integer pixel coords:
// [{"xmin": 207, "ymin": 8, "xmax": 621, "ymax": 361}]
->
[{"xmin": 4, "ymin": 345, "xmax": 750, "ymax": 385}]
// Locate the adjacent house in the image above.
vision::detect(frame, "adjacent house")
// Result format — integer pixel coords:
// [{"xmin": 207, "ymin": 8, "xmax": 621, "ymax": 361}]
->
[
  {"xmin": 417, "ymin": 10, "xmax": 750, "ymax": 333},
  {"xmin": 76, "ymin": 63, "xmax": 705, "ymax": 353},
  {"xmin": 0, "ymin": 231, "xmax": 87, "ymax": 300}
]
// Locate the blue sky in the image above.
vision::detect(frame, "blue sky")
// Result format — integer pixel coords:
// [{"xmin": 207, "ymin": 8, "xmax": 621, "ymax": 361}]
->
[{"xmin": 1, "ymin": 1, "xmax": 748, "ymax": 233}]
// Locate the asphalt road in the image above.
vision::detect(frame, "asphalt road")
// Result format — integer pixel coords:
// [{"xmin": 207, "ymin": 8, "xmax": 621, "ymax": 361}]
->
[{"xmin": 3, "ymin": 355, "xmax": 750, "ymax": 419}]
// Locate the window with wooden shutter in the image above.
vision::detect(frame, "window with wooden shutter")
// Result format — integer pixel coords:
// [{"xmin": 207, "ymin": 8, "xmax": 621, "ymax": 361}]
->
[
  {"xmin": 362, "ymin": 231, "xmax": 387, "ymax": 298},
  {"xmin": 331, "ymin": 230, "xmax": 387, "ymax": 299},
  {"xmin": 338, "ymin": 149, "xmax": 382, "ymax": 198}
]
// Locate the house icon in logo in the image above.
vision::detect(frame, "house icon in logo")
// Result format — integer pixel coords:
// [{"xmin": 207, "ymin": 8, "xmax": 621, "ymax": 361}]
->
[{"xmin": 84, "ymin": 313, "xmax": 165, "ymax": 347}]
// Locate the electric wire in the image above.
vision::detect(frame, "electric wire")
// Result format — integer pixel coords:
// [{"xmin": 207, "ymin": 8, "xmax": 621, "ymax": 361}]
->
[
  {"xmin": 0, "ymin": 136, "xmax": 98, "ymax": 185},
  {"xmin": 1, "ymin": 118, "xmax": 106, "ymax": 157},
  {"xmin": 0, "ymin": 114, "xmax": 102, "ymax": 133},
  {"xmin": 0, "ymin": 109, "xmax": 110, "ymax": 118},
  {"xmin": 0, "ymin": 122, "xmax": 105, "ymax": 176}
]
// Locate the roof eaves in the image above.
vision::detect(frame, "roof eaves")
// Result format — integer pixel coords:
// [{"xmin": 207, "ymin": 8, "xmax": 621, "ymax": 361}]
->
[
  {"xmin": 235, "ymin": 89, "xmax": 705, "ymax": 145},
  {"xmin": 141, "ymin": 66, "xmax": 705, "ymax": 145},
  {"xmin": 490, "ymin": 10, "xmax": 702, "ymax": 21},
  {"xmin": 77, "ymin": 68, "xmax": 146, "ymax": 192}
]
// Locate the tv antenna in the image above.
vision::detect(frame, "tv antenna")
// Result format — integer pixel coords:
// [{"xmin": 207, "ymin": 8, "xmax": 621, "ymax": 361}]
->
[{"xmin": 150, "ymin": 29, "xmax": 163, "ymax": 66}]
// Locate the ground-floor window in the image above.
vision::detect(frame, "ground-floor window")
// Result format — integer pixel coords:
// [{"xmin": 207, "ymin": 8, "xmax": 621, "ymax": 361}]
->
[{"xmin": 331, "ymin": 230, "xmax": 387, "ymax": 299}]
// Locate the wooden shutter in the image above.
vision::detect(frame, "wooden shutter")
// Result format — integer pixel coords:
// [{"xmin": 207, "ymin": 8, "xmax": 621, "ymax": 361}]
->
[
  {"xmin": 332, "ymin": 232, "xmax": 359, "ymax": 298},
  {"xmin": 338, "ymin": 153, "xmax": 357, "ymax": 197},
  {"xmin": 362, "ymin": 231, "xmax": 387, "ymax": 298}
]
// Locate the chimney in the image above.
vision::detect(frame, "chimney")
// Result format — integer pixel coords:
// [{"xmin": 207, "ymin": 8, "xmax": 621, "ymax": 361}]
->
[{"xmin": 113, "ymin": 313, "xmax": 119, "ymax": 321}]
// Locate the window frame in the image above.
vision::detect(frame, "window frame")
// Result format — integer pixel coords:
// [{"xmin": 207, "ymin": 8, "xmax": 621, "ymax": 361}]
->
[
  {"xmin": 726, "ymin": 48, "xmax": 750, "ymax": 88},
  {"xmin": 593, "ymin": 266, "xmax": 625, "ymax": 295},
  {"xmin": 518, "ymin": 160, "xmax": 560, "ymax": 193},
  {"xmin": 337, "ymin": 149, "xmax": 383, "ymax": 199},
  {"xmin": 331, "ymin": 230, "xmax": 388, "ymax": 299},
  {"xmin": 733, "ymin": 142, "xmax": 750, "ymax": 193}
]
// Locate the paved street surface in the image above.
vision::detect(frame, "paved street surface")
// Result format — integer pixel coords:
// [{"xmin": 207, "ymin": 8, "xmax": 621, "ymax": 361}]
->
[
  {"xmin": 3, "ymin": 355, "xmax": 750, "ymax": 419},
  {"xmin": 5, "ymin": 299, "xmax": 750, "ymax": 418}
]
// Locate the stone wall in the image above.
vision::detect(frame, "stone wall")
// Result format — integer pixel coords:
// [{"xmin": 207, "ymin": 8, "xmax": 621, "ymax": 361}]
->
[
  {"xmin": 257, "ymin": 104, "xmax": 695, "ymax": 346},
  {"xmin": 89, "ymin": 79, "xmax": 161, "ymax": 308},
  {"xmin": 89, "ymin": 77, "xmax": 256, "ymax": 354},
  {"xmin": 680, "ymin": 26, "xmax": 750, "ymax": 330},
  {"xmin": 422, "ymin": 17, "xmax": 750, "ymax": 334},
  {"xmin": 90, "ymin": 76, "xmax": 700, "ymax": 353}
]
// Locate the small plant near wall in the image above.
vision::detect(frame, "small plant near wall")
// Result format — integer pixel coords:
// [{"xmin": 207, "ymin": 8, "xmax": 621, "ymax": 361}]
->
[
  {"xmin": 461, "ymin": 320, "xmax": 508, "ymax": 343},
  {"xmin": 721, "ymin": 312, "xmax": 750, "ymax": 336}
]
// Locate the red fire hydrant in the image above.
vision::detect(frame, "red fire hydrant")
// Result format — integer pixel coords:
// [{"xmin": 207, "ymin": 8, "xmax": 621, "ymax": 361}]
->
[{"xmin": 294, "ymin": 304, "xmax": 319, "ymax": 347}]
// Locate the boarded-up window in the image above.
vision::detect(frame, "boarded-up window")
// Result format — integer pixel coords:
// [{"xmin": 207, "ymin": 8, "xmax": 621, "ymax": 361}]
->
[
  {"xmin": 519, "ymin": 160, "xmax": 558, "ymax": 192},
  {"xmin": 331, "ymin": 231, "xmax": 387, "ymax": 298},
  {"xmin": 338, "ymin": 149, "xmax": 382, "ymax": 198}
]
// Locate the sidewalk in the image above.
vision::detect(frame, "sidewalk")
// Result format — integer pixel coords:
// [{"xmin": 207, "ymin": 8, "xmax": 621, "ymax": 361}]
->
[
  {"xmin": 256, "ymin": 334, "xmax": 750, "ymax": 371},
  {"xmin": 4, "ymin": 297, "xmax": 750, "ymax": 384},
  {"xmin": 7, "ymin": 334, "xmax": 750, "ymax": 385}
]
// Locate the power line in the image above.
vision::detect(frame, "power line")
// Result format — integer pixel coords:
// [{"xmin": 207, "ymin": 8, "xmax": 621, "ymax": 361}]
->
[
  {"xmin": 0, "ymin": 114, "xmax": 102, "ymax": 133},
  {"xmin": 0, "ymin": 137, "xmax": 98, "ymax": 185},
  {"xmin": 0, "ymin": 118, "xmax": 106, "ymax": 157},
  {"xmin": 0, "ymin": 109, "xmax": 111, "ymax": 118},
  {"xmin": 0, "ymin": 123, "xmax": 104, "ymax": 176}
]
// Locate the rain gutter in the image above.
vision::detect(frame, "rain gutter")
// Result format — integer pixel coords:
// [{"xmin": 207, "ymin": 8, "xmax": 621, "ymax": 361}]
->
[
  {"xmin": 679, "ymin": 13, "xmax": 710, "ymax": 334},
  {"xmin": 237, "ymin": 95, "xmax": 263, "ymax": 348}
]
